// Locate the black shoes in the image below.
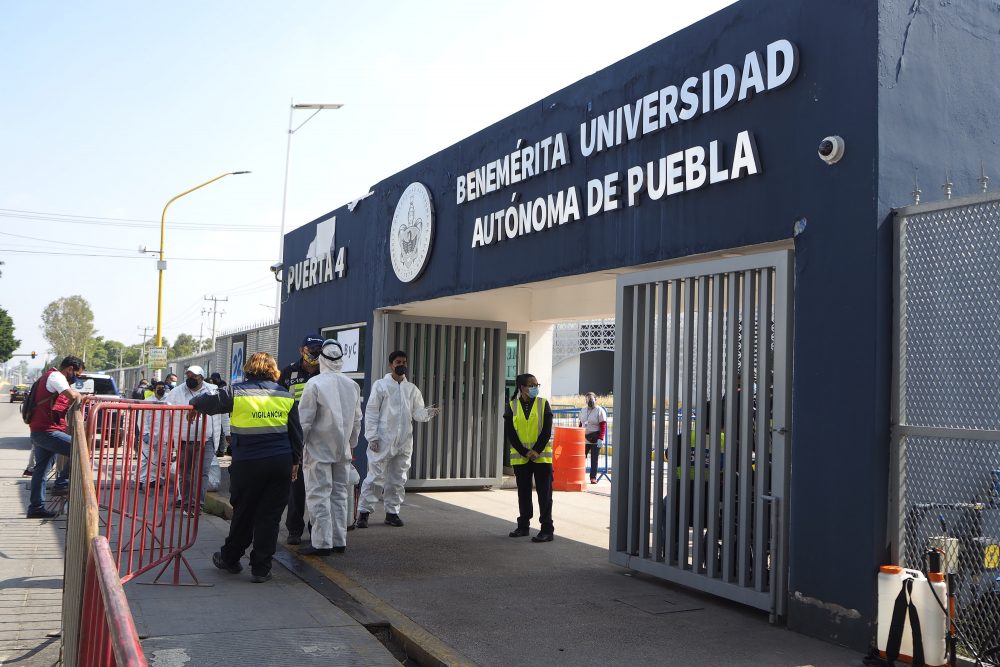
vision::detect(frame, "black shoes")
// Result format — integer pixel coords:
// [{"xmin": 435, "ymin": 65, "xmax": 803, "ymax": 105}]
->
[
  {"xmin": 250, "ymin": 572, "xmax": 272, "ymax": 583},
  {"xmin": 355, "ymin": 512, "xmax": 370, "ymax": 529},
  {"xmin": 384, "ymin": 513, "xmax": 404, "ymax": 527},
  {"xmin": 298, "ymin": 546, "xmax": 333, "ymax": 556},
  {"xmin": 531, "ymin": 532, "xmax": 554, "ymax": 543},
  {"xmin": 212, "ymin": 552, "xmax": 243, "ymax": 574},
  {"xmin": 286, "ymin": 534, "xmax": 302, "ymax": 545},
  {"xmin": 331, "ymin": 546, "xmax": 346, "ymax": 554},
  {"xmin": 508, "ymin": 527, "xmax": 530, "ymax": 537},
  {"xmin": 26, "ymin": 508, "xmax": 58, "ymax": 519}
]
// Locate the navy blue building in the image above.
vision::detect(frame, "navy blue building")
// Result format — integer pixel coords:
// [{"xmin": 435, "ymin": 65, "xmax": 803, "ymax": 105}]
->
[{"xmin": 278, "ymin": 0, "xmax": 1000, "ymax": 650}]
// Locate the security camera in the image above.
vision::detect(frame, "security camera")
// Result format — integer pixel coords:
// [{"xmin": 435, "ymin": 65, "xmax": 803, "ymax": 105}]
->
[
  {"xmin": 269, "ymin": 261, "xmax": 283, "ymax": 282},
  {"xmin": 818, "ymin": 136, "xmax": 845, "ymax": 165}
]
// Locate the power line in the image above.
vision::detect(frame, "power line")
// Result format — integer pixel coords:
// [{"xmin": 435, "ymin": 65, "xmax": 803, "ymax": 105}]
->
[
  {"xmin": 0, "ymin": 248, "xmax": 274, "ymax": 262},
  {"xmin": 0, "ymin": 207, "xmax": 279, "ymax": 232},
  {"xmin": 0, "ymin": 231, "xmax": 135, "ymax": 252}
]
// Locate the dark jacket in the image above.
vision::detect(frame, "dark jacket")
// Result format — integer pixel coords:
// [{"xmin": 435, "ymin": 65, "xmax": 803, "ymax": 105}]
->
[
  {"xmin": 278, "ymin": 359, "xmax": 319, "ymax": 464},
  {"xmin": 190, "ymin": 375, "xmax": 292, "ymax": 463}
]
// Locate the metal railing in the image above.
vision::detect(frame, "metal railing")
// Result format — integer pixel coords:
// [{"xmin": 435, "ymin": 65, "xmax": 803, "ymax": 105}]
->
[
  {"xmin": 63, "ymin": 403, "xmax": 148, "ymax": 667},
  {"xmin": 551, "ymin": 405, "xmax": 614, "ymax": 480}
]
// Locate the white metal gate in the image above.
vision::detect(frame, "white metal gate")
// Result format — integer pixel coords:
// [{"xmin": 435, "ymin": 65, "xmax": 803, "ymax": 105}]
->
[
  {"xmin": 376, "ymin": 313, "xmax": 506, "ymax": 488},
  {"xmin": 610, "ymin": 250, "xmax": 793, "ymax": 615}
]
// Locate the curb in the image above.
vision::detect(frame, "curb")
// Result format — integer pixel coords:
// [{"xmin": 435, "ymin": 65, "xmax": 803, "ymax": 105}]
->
[{"xmin": 203, "ymin": 492, "xmax": 477, "ymax": 667}]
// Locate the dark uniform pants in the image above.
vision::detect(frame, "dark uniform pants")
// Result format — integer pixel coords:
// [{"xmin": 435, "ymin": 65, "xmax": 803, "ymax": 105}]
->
[
  {"xmin": 513, "ymin": 461, "xmax": 553, "ymax": 534},
  {"xmin": 222, "ymin": 453, "xmax": 292, "ymax": 575},
  {"xmin": 285, "ymin": 471, "xmax": 306, "ymax": 537}
]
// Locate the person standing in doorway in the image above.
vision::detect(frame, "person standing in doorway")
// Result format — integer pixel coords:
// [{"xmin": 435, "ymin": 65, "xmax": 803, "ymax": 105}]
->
[
  {"xmin": 190, "ymin": 352, "xmax": 294, "ymax": 583},
  {"xmin": 278, "ymin": 335, "xmax": 324, "ymax": 545},
  {"xmin": 357, "ymin": 351, "xmax": 440, "ymax": 528},
  {"xmin": 578, "ymin": 392, "xmax": 608, "ymax": 484},
  {"xmin": 297, "ymin": 340, "xmax": 362, "ymax": 555},
  {"xmin": 25, "ymin": 356, "xmax": 84, "ymax": 519},
  {"xmin": 505, "ymin": 373, "xmax": 554, "ymax": 542}
]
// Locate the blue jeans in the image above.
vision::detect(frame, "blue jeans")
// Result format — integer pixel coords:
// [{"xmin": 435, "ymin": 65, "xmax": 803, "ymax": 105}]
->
[{"xmin": 29, "ymin": 430, "xmax": 72, "ymax": 510}]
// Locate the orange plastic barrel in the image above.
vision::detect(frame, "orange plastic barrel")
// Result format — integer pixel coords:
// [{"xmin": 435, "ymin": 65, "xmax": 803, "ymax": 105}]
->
[{"xmin": 552, "ymin": 426, "xmax": 587, "ymax": 491}]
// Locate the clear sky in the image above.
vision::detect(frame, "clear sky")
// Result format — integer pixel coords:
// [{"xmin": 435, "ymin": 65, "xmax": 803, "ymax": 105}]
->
[{"xmin": 0, "ymin": 1, "xmax": 736, "ymax": 369}]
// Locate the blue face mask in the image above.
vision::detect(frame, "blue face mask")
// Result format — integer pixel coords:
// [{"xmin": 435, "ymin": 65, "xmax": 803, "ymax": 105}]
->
[{"xmin": 527, "ymin": 387, "xmax": 539, "ymax": 399}]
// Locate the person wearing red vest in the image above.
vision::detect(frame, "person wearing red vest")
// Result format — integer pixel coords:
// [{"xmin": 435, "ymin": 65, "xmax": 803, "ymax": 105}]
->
[{"xmin": 27, "ymin": 356, "xmax": 84, "ymax": 519}]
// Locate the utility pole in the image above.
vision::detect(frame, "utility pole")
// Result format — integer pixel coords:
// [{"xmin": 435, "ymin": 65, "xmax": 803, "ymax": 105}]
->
[
  {"xmin": 137, "ymin": 325, "xmax": 154, "ymax": 372},
  {"xmin": 204, "ymin": 296, "xmax": 228, "ymax": 345}
]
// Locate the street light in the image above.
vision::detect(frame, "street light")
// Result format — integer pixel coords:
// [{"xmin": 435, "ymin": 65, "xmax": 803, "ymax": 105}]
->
[
  {"xmin": 275, "ymin": 100, "xmax": 343, "ymax": 315},
  {"xmin": 155, "ymin": 171, "xmax": 250, "ymax": 374}
]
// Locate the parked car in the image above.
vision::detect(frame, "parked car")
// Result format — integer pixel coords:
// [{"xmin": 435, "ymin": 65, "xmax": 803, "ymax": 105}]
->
[
  {"xmin": 73, "ymin": 373, "xmax": 121, "ymax": 397},
  {"xmin": 75, "ymin": 374, "xmax": 126, "ymax": 446},
  {"xmin": 9, "ymin": 384, "xmax": 29, "ymax": 403}
]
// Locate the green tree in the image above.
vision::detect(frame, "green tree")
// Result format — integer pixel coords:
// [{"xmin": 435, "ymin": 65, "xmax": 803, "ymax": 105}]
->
[
  {"xmin": 40, "ymin": 295, "xmax": 95, "ymax": 363},
  {"xmin": 0, "ymin": 307, "xmax": 19, "ymax": 364},
  {"xmin": 170, "ymin": 333, "xmax": 199, "ymax": 359}
]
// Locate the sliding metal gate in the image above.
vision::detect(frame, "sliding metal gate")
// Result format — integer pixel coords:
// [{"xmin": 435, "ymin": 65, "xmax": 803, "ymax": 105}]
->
[
  {"xmin": 610, "ymin": 250, "xmax": 793, "ymax": 616},
  {"xmin": 378, "ymin": 313, "xmax": 506, "ymax": 489}
]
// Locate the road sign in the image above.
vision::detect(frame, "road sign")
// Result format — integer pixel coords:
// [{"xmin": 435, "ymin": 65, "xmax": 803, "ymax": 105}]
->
[{"xmin": 148, "ymin": 346, "xmax": 168, "ymax": 369}]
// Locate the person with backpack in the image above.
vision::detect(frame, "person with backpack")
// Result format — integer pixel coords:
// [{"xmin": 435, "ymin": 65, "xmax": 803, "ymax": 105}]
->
[{"xmin": 25, "ymin": 356, "xmax": 84, "ymax": 519}]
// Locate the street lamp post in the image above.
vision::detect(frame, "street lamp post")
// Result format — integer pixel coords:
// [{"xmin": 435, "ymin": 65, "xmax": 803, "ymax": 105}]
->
[
  {"xmin": 155, "ymin": 171, "xmax": 250, "ymax": 376},
  {"xmin": 275, "ymin": 101, "xmax": 343, "ymax": 316}
]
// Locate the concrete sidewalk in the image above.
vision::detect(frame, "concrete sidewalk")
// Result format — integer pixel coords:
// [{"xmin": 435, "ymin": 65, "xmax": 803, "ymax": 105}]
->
[
  {"xmin": 0, "ymin": 404, "xmax": 401, "ymax": 667},
  {"xmin": 0, "ymin": 421, "xmax": 64, "ymax": 666},
  {"xmin": 206, "ymin": 476, "xmax": 866, "ymax": 667}
]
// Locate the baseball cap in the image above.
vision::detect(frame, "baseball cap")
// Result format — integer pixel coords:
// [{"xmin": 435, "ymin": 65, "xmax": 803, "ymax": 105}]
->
[
  {"xmin": 209, "ymin": 372, "xmax": 223, "ymax": 381},
  {"xmin": 186, "ymin": 365, "xmax": 205, "ymax": 377},
  {"xmin": 301, "ymin": 335, "xmax": 324, "ymax": 348}
]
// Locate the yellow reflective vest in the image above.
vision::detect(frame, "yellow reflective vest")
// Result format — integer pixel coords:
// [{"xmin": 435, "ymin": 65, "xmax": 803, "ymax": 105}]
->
[
  {"xmin": 231, "ymin": 385, "xmax": 295, "ymax": 436},
  {"xmin": 509, "ymin": 397, "xmax": 553, "ymax": 465}
]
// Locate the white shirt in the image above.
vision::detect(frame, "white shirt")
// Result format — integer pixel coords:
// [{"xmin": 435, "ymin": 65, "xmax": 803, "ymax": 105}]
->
[
  {"xmin": 163, "ymin": 381, "xmax": 220, "ymax": 443},
  {"xmin": 579, "ymin": 405, "xmax": 608, "ymax": 435},
  {"xmin": 46, "ymin": 370, "xmax": 69, "ymax": 394}
]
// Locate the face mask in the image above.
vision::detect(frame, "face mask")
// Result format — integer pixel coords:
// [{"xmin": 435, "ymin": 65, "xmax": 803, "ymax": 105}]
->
[
  {"xmin": 587, "ymin": 399, "xmax": 595, "ymax": 408},
  {"xmin": 185, "ymin": 377, "xmax": 200, "ymax": 389},
  {"xmin": 527, "ymin": 387, "xmax": 539, "ymax": 399},
  {"xmin": 393, "ymin": 365, "xmax": 407, "ymax": 377},
  {"xmin": 166, "ymin": 382, "xmax": 176, "ymax": 389},
  {"xmin": 155, "ymin": 389, "xmax": 166, "ymax": 398},
  {"xmin": 303, "ymin": 349, "xmax": 321, "ymax": 365}
]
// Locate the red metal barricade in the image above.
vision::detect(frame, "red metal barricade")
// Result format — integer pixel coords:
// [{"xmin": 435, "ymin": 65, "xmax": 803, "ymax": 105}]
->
[
  {"xmin": 84, "ymin": 397, "xmax": 209, "ymax": 585},
  {"xmin": 79, "ymin": 537, "xmax": 147, "ymax": 667},
  {"xmin": 63, "ymin": 402, "xmax": 149, "ymax": 667}
]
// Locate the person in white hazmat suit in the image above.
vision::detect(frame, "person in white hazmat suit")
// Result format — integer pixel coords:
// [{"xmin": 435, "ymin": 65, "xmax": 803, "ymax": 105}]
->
[
  {"xmin": 296, "ymin": 340, "xmax": 362, "ymax": 556},
  {"xmin": 356, "ymin": 350, "xmax": 440, "ymax": 528}
]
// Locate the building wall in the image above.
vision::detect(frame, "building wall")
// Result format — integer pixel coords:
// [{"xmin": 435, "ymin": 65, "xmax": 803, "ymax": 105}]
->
[{"xmin": 274, "ymin": 0, "xmax": 963, "ymax": 649}]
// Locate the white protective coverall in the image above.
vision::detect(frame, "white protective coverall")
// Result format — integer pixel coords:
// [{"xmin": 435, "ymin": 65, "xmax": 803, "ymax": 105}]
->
[
  {"xmin": 137, "ymin": 393, "xmax": 167, "ymax": 484},
  {"xmin": 359, "ymin": 373, "xmax": 435, "ymax": 516},
  {"xmin": 298, "ymin": 341, "xmax": 362, "ymax": 550}
]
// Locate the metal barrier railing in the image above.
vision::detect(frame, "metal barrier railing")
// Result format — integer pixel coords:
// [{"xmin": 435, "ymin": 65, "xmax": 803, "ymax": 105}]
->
[
  {"xmin": 85, "ymin": 397, "xmax": 209, "ymax": 585},
  {"xmin": 62, "ymin": 402, "xmax": 148, "ymax": 667},
  {"xmin": 551, "ymin": 405, "xmax": 614, "ymax": 481}
]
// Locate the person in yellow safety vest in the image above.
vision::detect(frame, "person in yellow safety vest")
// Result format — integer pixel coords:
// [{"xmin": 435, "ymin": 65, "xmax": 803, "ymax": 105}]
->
[
  {"xmin": 278, "ymin": 335, "xmax": 323, "ymax": 546},
  {"xmin": 189, "ymin": 352, "xmax": 295, "ymax": 583},
  {"xmin": 504, "ymin": 373, "xmax": 555, "ymax": 543}
]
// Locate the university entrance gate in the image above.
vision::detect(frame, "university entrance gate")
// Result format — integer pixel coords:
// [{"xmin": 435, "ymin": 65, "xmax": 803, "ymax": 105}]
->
[{"xmin": 610, "ymin": 250, "xmax": 794, "ymax": 617}]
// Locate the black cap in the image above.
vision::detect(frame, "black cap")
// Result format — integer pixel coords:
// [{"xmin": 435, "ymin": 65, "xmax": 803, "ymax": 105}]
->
[
  {"xmin": 301, "ymin": 335, "xmax": 324, "ymax": 348},
  {"xmin": 209, "ymin": 372, "xmax": 223, "ymax": 381}
]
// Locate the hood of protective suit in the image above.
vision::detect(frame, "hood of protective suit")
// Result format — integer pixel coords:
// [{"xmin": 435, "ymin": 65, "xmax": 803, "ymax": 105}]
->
[{"xmin": 319, "ymin": 340, "xmax": 345, "ymax": 374}]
